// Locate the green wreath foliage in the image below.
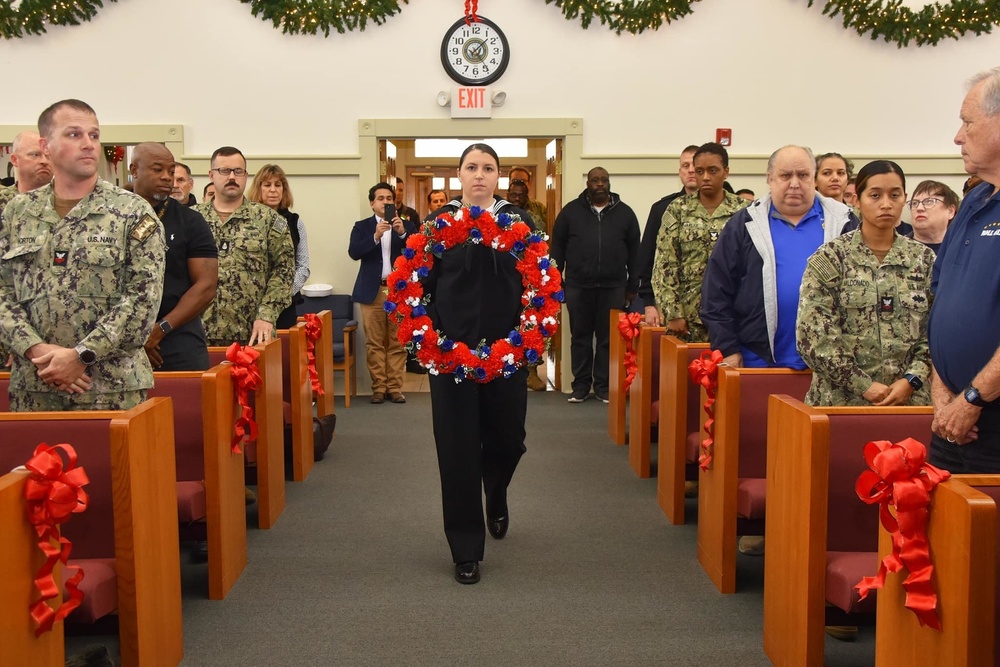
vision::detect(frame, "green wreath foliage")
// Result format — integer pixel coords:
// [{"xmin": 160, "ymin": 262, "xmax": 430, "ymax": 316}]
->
[
  {"xmin": 0, "ymin": 0, "xmax": 116, "ymax": 40},
  {"xmin": 807, "ymin": 0, "xmax": 999, "ymax": 48},
  {"xmin": 544, "ymin": 0, "xmax": 700, "ymax": 35},
  {"xmin": 240, "ymin": 0, "xmax": 407, "ymax": 37}
]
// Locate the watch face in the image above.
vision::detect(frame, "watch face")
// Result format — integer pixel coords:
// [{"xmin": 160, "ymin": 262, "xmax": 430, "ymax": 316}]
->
[{"xmin": 440, "ymin": 16, "xmax": 510, "ymax": 86}]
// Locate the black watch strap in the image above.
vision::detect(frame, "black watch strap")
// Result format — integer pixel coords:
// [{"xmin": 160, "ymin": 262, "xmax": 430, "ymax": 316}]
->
[
  {"xmin": 903, "ymin": 373, "xmax": 922, "ymax": 391},
  {"xmin": 158, "ymin": 320, "xmax": 173, "ymax": 335},
  {"xmin": 964, "ymin": 385, "xmax": 989, "ymax": 408}
]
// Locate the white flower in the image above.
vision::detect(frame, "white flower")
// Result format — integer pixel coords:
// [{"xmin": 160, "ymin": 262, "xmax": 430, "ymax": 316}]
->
[{"xmin": 502, "ymin": 353, "xmax": 515, "ymax": 364}]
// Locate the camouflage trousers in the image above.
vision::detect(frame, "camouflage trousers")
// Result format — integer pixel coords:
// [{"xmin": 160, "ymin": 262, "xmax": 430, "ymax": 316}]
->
[{"xmin": 9, "ymin": 389, "xmax": 147, "ymax": 412}]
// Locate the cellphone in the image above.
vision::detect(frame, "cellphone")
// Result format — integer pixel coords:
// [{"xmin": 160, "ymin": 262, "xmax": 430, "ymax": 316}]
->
[{"xmin": 383, "ymin": 204, "xmax": 396, "ymax": 221}]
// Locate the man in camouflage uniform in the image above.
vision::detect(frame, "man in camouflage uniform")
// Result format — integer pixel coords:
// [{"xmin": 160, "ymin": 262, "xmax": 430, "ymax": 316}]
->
[
  {"xmin": 651, "ymin": 142, "xmax": 748, "ymax": 343},
  {"xmin": 195, "ymin": 146, "xmax": 294, "ymax": 347},
  {"xmin": 508, "ymin": 166, "xmax": 547, "ymax": 233},
  {"xmin": 797, "ymin": 230, "xmax": 935, "ymax": 407},
  {"xmin": 0, "ymin": 99, "xmax": 165, "ymax": 411},
  {"xmin": 0, "ymin": 130, "xmax": 53, "ymax": 211}
]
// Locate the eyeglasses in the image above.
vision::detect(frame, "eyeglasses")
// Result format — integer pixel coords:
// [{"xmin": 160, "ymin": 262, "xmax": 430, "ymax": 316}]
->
[
  {"xmin": 211, "ymin": 168, "xmax": 248, "ymax": 177},
  {"xmin": 907, "ymin": 197, "xmax": 943, "ymax": 210}
]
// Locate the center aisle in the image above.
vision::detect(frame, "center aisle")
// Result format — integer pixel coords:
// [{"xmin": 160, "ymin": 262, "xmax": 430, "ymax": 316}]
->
[{"xmin": 178, "ymin": 392, "xmax": 873, "ymax": 666}]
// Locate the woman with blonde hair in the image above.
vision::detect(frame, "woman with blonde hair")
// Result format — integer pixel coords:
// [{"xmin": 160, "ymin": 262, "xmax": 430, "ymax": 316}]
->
[{"xmin": 249, "ymin": 164, "xmax": 310, "ymax": 328}]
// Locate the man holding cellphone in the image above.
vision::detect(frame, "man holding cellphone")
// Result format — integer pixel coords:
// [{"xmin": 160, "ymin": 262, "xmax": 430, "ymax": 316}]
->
[{"xmin": 349, "ymin": 182, "xmax": 416, "ymax": 404}]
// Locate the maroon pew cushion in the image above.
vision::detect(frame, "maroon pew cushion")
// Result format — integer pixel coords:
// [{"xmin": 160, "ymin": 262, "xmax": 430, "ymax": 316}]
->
[
  {"xmin": 278, "ymin": 333, "xmax": 293, "ymax": 403},
  {"xmin": 0, "ymin": 376, "xmax": 8, "ymax": 411},
  {"xmin": 686, "ymin": 431, "xmax": 700, "ymax": 464},
  {"xmin": 650, "ymin": 400, "xmax": 660, "ymax": 426},
  {"xmin": 176, "ymin": 480, "xmax": 207, "ymax": 523},
  {"xmin": 971, "ymin": 485, "xmax": 1000, "ymax": 645},
  {"xmin": 737, "ymin": 477, "xmax": 767, "ymax": 519},
  {"xmin": 63, "ymin": 558, "xmax": 117, "ymax": 623},
  {"xmin": 737, "ymin": 373, "xmax": 812, "ymax": 480},
  {"xmin": 825, "ymin": 550, "xmax": 878, "ymax": 614},
  {"xmin": 647, "ymin": 331, "xmax": 663, "ymax": 399},
  {"xmin": 148, "ymin": 378, "xmax": 206, "ymax": 483}
]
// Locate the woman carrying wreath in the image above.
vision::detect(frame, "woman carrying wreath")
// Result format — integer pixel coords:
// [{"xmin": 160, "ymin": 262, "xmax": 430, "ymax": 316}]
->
[{"xmin": 422, "ymin": 143, "xmax": 537, "ymax": 584}]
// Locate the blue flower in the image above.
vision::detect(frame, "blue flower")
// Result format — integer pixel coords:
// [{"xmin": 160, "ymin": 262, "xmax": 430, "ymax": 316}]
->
[
  {"xmin": 539, "ymin": 258, "xmax": 551, "ymax": 270},
  {"xmin": 478, "ymin": 345, "xmax": 491, "ymax": 358},
  {"xmin": 433, "ymin": 242, "xmax": 446, "ymax": 255},
  {"xmin": 475, "ymin": 367, "xmax": 487, "ymax": 380},
  {"xmin": 453, "ymin": 366, "xmax": 466, "ymax": 378},
  {"xmin": 512, "ymin": 240, "xmax": 526, "ymax": 254},
  {"xmin": 509, "ymin": 330, "xmax": 523, "ymax": 346},
  {"xmin": 503, "ymin": 363, "xmax": 518, "ymax": 376},
  {"xmin": 436, "ymin": 216, "xmax": 449, "ymax": 229},
  {"xmin": 417, "ymin": 266, "xmax": 430, "ymax": 278},
  {"xmin": 395, "ymin": 279, "xmax": 408, "ymax": 291},
  {"xmin": 553, "ymin": 290, "xmax": 565, "ymax": 303},
  {"xmin": 469, "ymin": 206, "xmax": 483, "ymax": 219},
  {"xmin": 403, "ymin": 247, "xmax": 415, "ymax": 259},
  {"xmin": 383, "ymin": 301, "xmax": 397, "ymax": 313},
  {"xmin": 539, "ymin": 326, "xmax": 549, "ymax": 337},
  {"xmin": 412, "ymin": 305, "xmax": 427, "ymax": 317},
  {"xmin": 528, "ymin": 232, "xmax": 543, "ymax": 244},
  {"xmin": 412, "ymin": 333, "xmax": 424, "ymax": 343},
  {"xmin": 469, "ymin": 227, "xmax": 482, "ymax": 240},
  {"xmin": 525, "ymin": 349, "xmax": 539, "ymax": 363},
  {"xmin": 497, "ymin": 212, "xmax": 512, "ymax": 228},
  {"xmin": 440, "ymin": 339, "xmax": 455, "ymax": 352},
  {"xmin": 531, "ymin": 296, "xmax": 545, "ymax": 308}
]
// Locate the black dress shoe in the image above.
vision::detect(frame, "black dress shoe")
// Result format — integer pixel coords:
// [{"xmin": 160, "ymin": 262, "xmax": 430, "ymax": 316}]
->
[
  {"xmin": 487, "ymin": 516, "xmax": 509, "ymax": 540},
  {"xmin": 190, "ymin": 541, "xmax": 208, "ymax": 564},
  {"xmin": 455, "ymin": 561, "xmax": 480, "ymax": 584}
]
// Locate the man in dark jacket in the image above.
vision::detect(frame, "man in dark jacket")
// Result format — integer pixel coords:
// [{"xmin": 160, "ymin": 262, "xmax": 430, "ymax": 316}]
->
[{"xmin": 551, "ymin": 167, "xmax": 640, "ymax": 403}]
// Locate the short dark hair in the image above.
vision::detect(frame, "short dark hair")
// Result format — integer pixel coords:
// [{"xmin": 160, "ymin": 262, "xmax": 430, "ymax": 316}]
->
[
  {"xmin": 735, "ymin": 188, "xmax": 755, "ymax": 197},
  {"xmin": 815, "ymin": 152, "xmax": 854, "ymax": 179},
  {"xmin": 693, "ymin": 142, "xmax": 729, "ymax": 168},
  {"xmin": 174, "ymin": 162, "xmax": 192, "ymax": 178},
  {"xmin": 38, "ymin": 99, "xmax": 97, "ymax": 138},
  {"xmin": 395, "ymin": 177, "xmax": 404, "ymax": 186},
  {"xmin": 427, "ymin": 189, "xmax": 446, "ymax": 204},
  {"xmin": 459, "ymin": 143, "xmax": 499, "ymax": 169},
  {"xmin": 855, "ymin": 160, "xmax": 906, "ymax": 197},
  {"xmin": 210, "ymin": 146, "xmax": 246, "ymax": 167},
  {"xmin": 203, "ymin": 182, "xmax": 214, "ymax": 197},
  {"xmin": 369, "ymin": 182, "xmax": 394, "ymax": 202},
  {"xmin": 912, "ymin": 180, "xmax": 960, "ymax": 211}
]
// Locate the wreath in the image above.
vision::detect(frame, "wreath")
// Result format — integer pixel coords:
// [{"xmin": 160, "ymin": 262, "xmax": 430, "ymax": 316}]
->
[
  {"xmin": 384, "ymin": 206, "xmax": 563, "ymax": 383},
  {"xmin": 544, "ymin": 0, "xmax": 699, "ymax": 35},
  {"xmin": 240, "ymin": 0, "xmax": 408, "ymax": 36},
  {"xmin": 0, "ymin": 0, "xmax": 117, "ymax": 40}
]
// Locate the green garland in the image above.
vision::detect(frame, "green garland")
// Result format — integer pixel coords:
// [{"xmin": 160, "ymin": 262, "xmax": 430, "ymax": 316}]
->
[
  {"xmin": 240, "ymin": 0, "xmax": 407, "ymax": 37},
  {"xmin": 0, "ymin": 0, "xmax": 115, "ymax": 40},
  {"xmin": 544, "ymin": 0, "xmax": 699, "ymax": 35},
  {"xmin": 807, "ymin": 0, "xmax": 999, "ymax": 48}
]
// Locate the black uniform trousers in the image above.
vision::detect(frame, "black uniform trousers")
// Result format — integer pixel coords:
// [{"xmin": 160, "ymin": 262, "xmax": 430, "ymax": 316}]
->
[
  {"xmin": 157, "ymin": 318, "xmax": 210, "ymax": 372},
  {"xmin": 429, "ymin": 367, "xmax": 528, "ymax": 563},
  {"xmin": 564, "ymin": 285, "xmax": 626, "ymax": 395}
]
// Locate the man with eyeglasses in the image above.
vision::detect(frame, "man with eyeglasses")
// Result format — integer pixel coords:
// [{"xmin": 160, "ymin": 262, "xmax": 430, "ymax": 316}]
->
[
  {"xmin": 0, "ymin": 99, "xmax": 165, "ymax": 411},
  {"xmin": 928, "ymin": 65, "xmax": 1000, "ymax": 474},
  {"xmin": 507, "ymin": 166, "xmax": 547, "ymax": 233},
  {"xmin": 194, "ymin": 146, "xmax": 294, "ymax": 347}
]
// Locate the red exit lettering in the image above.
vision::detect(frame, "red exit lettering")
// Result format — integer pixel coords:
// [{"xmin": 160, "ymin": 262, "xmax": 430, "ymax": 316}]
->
[{"xmin": 458, "ymin": 87, "xmax": 486, "ymax": 109}]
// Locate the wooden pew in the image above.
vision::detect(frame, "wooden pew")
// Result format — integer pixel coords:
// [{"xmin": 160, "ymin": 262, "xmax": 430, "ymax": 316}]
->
[
  {"xmin": 875, "ymin": 475, "xmax": 1000, "ymax": 667},
  {"xmin": 207, "ymin": 340, "xmax": 285, "ymax": 529},
  {"xmin": 698, "ymin": 367, "xmax": 812, "ymax": 594},
  {"xmin": 277, "ymin": 323, "xmax": 314, "ymax": 482},
  {"xmin": 656, "ymin": 337, "xmax": 710, "ymax": 525},
  {"xmin": 299, "ymin": 310, "xmax": 336, "ymax": 420},
  {"xmin": 0, "ymin": 370, "xmax": 9, "ymax": 411},
  {"xmin": 0, "ymin": 398, "xmax": 183, "ymax": 667},
  {"xmin": 628, "ymin": 326, "xmax": 666, "ymax": 477},
  {"xmin": 762, "ymin": 394, "xmax": 933, "ymax": 667},
  {"xmin": 607, "ymin": 308, "xmax": 627, "ymax": 445},
  {"xmin": 0, "ymin": 470, "xmax": 64, "ymax": 667},
  {"xmin": 148, "ymin": 368, "xmax": 249, "ymax": 598}
]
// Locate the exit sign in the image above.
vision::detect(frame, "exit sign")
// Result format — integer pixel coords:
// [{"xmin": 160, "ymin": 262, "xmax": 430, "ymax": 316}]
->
[{"xmin": 451, "ymin": 86, "xmax": 491, "ymax": 118}]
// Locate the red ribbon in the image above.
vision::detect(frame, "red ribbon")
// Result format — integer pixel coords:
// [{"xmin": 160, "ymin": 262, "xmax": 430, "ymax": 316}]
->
[
  {"xmin": 302, "ymin": 314, "xmax": 325, "ymax": 396},
  {"xmin": 687, "ymin": 349, "xmax": 724, "ymax": 471},
  {"xmin": 24, "ymin": 443, "xmax": 89, "ymax": 636},
  {"xmin": 464, "ymin": 0, "xmax": 479, "ymax": 24},
  {"xmin": 617, "ymin": 312, "xmax": 643, "ymax": 392},
  {"xmin": 226, "ymin": 342, "xmax": 261, "ymax": 454},
  {"xmin": 854, "ymin": 438, "xmax": 951, "ymax": 629}
]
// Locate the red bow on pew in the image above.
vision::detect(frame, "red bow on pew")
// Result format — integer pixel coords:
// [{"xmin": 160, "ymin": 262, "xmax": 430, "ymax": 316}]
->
[
  {"xmin": 617, "ymin": 312, "xmax": 643, "ymax": 392},
  {"xmin": 302, "ymin": 314, "xmax": 325, "ymax": 396},
  {"xmin": 687, "ymin": 349, "xmax": 724, "ymax": 471},
  {"xmin": 226, "ymin": 342, "xmax": 262, "ymax": 454},
  {"xmin": 854, "ymin": 438, "xmax": 951, "ymax": 629},
  {"xmin": 24, "ymin": 443, "xmax": 89, "ymax": 636}
]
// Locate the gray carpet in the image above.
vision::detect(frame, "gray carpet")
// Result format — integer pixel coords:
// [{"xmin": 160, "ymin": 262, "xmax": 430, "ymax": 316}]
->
[{"xmin": 167, "ymin": 392, "xmax": 875, "ymax": 666}]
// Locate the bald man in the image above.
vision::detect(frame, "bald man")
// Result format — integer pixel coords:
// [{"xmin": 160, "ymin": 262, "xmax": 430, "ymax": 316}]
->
[
  {"xmin": 129, "ymin": 142, "xmax": 218, "ymax": 371},
  {"xmin": 0, "ymin": 130, "xmax": 52, "ymax": 210}
]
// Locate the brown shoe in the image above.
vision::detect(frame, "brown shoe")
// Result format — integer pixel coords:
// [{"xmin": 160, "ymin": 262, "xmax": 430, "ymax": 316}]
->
[
  {"xmin": 245, "ymin": 486, "xmax": 257, "ymax": 506},
  {"xmin": 370, "ymin": 392, "xmax": 385, "ymax": 404},
  {"xmin": 389, "ymin": 392, "xmax": 406, "ymax": 404},
  {"xmin": 527, "ymin": 370, "xmax": 546, "ymax": 391}
]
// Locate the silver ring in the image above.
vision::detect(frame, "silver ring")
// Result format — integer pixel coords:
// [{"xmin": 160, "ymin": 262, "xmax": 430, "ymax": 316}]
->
[{"xmin": 946, "ymin": 437, "xmax": 957, "ymax": 443}]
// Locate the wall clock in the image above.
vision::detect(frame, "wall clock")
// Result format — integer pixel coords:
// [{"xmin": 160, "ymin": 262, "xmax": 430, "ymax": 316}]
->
[{"xmin": 440, "ymin": 16, "xmax": 510, "ymax": 86}]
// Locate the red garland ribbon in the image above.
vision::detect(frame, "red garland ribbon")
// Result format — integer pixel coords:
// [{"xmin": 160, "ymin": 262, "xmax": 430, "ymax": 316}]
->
[
  {"xmin": 464, "ymin": 0, "xmax": 479, "ymax": 24},
  {"xmin": 226, "ymin": 342, "xmax": 261, "ymax": 454},
  {"xmin": 687, "ymin": 349, "xmax": 724, "ymax": 471},
  {"xmin": 302, "ymin": 314, "xmax": 325, "ymax": 396},
  {"xmin": 24, "ymin": 443, "xmax": 89, "ymax": 636},
  {"xmin": 854, "ymin": 438, "xmax": 951, "ymax": 629},
  {"xmin": 617, "ymin": 312, "xmax": 642, "ymax": 392}
]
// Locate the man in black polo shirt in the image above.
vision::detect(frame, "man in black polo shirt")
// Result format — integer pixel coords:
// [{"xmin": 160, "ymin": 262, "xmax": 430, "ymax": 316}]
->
[{"xmin": 129, "ymin": 143, "xmax": 218, "ymax": 371}]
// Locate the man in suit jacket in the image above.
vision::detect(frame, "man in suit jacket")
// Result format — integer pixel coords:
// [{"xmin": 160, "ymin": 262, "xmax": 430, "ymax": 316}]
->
[{"xmin": 349, "ymin": 182, "xmax": 417, "ymax": 404}]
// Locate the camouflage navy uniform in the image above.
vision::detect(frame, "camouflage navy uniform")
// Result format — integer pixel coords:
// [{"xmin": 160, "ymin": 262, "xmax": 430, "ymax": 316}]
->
[
  {"xmin": 526, "ymin": 198, "xmax": 548, "ymax": 234},
  {"xmin": 651, "ymin": 191, "xmax": 748, "ymax": 342},
  {"xmin": 0, "ymin": 179, "xmax": 165, "ymax": 411},
  {"xmin": 796, "ymin": 230, "xmax": 935, "ymax": 406},
  {"xmin": 0, "ymin": 185, "xmax": 17, "ymax": 211},
  {"xmin": 195, "ymin": 199, "xmax": 294, "ymax": 346}
]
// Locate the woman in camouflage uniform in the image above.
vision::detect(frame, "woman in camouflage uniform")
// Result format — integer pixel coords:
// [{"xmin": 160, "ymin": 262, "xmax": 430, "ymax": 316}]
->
[{"xmin": 796, "ymin": 160, "xmax": 935, "ymax": 407}]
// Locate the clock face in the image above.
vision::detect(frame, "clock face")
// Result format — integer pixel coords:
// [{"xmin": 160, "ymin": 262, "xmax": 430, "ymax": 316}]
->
[{"xmin": 440, "ymin": 16, "xmax": 510, "ymax": 87}]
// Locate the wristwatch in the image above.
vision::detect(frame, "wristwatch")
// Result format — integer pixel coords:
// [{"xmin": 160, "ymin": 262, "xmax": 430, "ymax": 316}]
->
[
  {"xmin": 903, "ymin": 373, "xmax": 923, "ymax": 391},
  {"xmin": 158, "ymin": 320, "xmax": 173, "ymax": 335},
  {"xmin": 74, "ymin": 344, "xmax": 97, "ymax": 367},
  {"xmin": 964, "ymin": 384, "xmax": 989, "ymax": 408}
]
